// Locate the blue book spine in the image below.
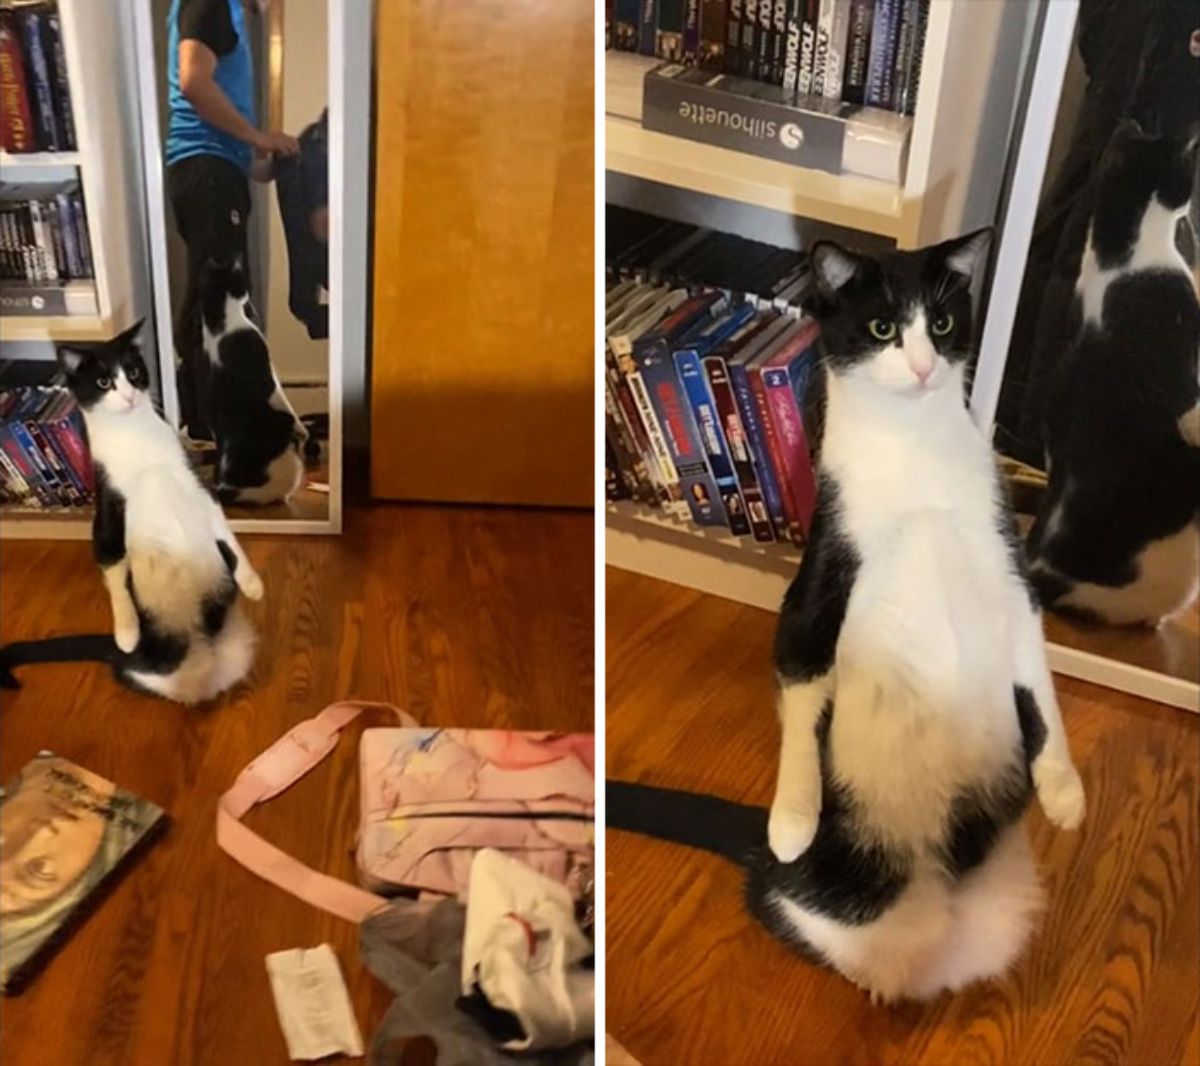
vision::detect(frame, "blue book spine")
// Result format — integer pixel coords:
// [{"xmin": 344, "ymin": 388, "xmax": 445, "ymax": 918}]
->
[
  {"xmin": 18, "ymin": 10, "xmax": 57, "ymax": 150},
  {"xmin": 674, "ymin": 349, "xmax": 752, "ymax": 535},
  {"xmin": 0, "ymin": 422, "xmax": 51, "ymax": 506},
  {"xmin": 614, "ymin": 0, "xmax": 642, "ymax": 50},
  {"xmin": 42, "ymin": 10, "xmax": 76, "ymax": 150},
  {"xmin": 864, "ymin": 0, "xmax": 900, "ymax": 108},
  {"xmin": 638, "ymin": 339, "xmax": 727, "ymax": 527},
  {"xmin": 55, "ymin": 192, "xmax": 81, "ymax": 277},
  {"xmin": 639, "ymin": 0, "xmax": 658, "ymax": 55},
  {"xmin": 729, "ymin": 359, "xmax": 787, "ymax": 540},
  {"xmin": 8, "ymin": 417, "xmax": 60, "ymax": 504}
]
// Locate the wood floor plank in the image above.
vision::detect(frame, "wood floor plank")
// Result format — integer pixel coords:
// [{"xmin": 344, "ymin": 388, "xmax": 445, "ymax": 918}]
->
[
  {"xmin": 606, "ymin": 567, "xmax": 1200, "ymax": 1066},
  {"xmin": 0, "ymin": 505, "xmax": 592, "ymax": 1066}
]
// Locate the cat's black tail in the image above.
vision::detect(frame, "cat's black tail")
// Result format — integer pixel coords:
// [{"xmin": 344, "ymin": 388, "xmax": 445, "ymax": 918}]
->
[
  {"xmin": 606, "ymin": 780, "xmax": 767, "ymax": 866},
  {"xmin": 0, "ymin": 635, "xmax": 117, "ymax": 689}
]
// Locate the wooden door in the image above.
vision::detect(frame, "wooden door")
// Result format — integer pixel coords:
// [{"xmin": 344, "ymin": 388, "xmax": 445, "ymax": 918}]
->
[{"xmin": 369, "ymin": 0, "xmax": 593, "ymax": 506}]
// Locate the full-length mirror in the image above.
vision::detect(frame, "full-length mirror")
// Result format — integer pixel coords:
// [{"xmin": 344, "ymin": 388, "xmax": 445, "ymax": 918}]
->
[{"xmin": 140, "ymin": 0, "xmax": 334, "ymax": 526}]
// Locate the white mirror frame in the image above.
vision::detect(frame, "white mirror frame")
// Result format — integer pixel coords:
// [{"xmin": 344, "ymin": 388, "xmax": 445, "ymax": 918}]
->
[{"xmin": 130, "ymin": 0, "xmax": 371, "ymax": 535}]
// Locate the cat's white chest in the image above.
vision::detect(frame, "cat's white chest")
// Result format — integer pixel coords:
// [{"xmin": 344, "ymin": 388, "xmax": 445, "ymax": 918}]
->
[{"xmin": 827, "ymin": 410, "xmax": 1016, "ymax": 714}]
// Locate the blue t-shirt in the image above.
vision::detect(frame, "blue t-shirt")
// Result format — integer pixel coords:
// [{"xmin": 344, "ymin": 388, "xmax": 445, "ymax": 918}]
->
[{"xmin": 165, "ymin": 0, "xmax": 255, "ymax": 173}]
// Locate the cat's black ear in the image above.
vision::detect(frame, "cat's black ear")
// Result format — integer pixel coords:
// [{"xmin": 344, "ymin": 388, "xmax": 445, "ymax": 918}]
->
[
  {"xmin": 112, "ymin": 317, "xmax": 145, "ymax": 349},
  {"xmin": 939, "ymin": 227, "xmax": 993, "ymax": 280},
  {"xmin": 810, "ymin": 241, "xmax": 863, "ymax": 297},
  {"xmin": 57, "ymin": 345, "xmax": 87, "ymax": 375}
]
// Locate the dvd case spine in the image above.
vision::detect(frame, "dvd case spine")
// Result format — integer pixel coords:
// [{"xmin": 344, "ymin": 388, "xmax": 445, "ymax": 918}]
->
[
  {"xmin": 699, "ymin": 0, "xmax": 727, "ymax": 68},
  {"xmin": 726, "ymin": 0, "xmax": 744, "ymax": 74},
  {"xmin": 729, "ymin": 358, "xmax": 788, "ymax": 540},
  {"xmin": 657, "ymin": 0, "xmax": 686, "ymax": 60},
  {"xmin": 823, "ymin": 0, "xmax": 852, "ymax": 100},
  {"xmin": 673, "ymin": 348, "xmax": 750, "ymax": 533},
  {"xmin": 762, "ymin": 357, "xmax": 818, "ymax": 538},
  {"xmin": 865, "ymin": 0, "xmax": 901, "ymax": 109},
  {"xmin": 705, "ymin": 356, "xmax": 774, "ymax": 541},
  {"xmin": 842, "ymin": 0, "xmax": 875, "ymax": 104},
  {"xmin": 796, "ymin": 0, "xmax": 821, "ymax": 95},
  {"xmin": 639, "ymin": 343, "xmax": 727, "ymax": 527}
]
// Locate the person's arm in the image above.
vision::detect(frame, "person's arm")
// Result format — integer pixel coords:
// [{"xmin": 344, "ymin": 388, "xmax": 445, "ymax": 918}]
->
[{"xmin": 179, "ymin": 40, "xmax": 298, "ymax": 157}]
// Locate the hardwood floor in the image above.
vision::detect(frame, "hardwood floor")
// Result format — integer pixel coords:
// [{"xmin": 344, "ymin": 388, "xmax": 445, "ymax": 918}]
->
[
  {"xmin": 0, "ymin": 505, "xmax": 592, "ymax": 1066},
  {"xmin": 606, "ymin": 568, "xmax": 1200, "ymax": 1066}
]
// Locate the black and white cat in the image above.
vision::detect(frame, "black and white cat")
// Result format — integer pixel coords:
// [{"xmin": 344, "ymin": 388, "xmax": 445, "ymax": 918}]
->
[
  {"xmin": 1027, "ymin": 121, "xmax": 1200, "ymax": 625},
  {"xmin": 0, "ymin": 321, "xmax": 260, "ymax": 704},
  {"xmin": 199, "ymin": 259, "xmax": 307, "ymax": 505},
  {"xmin": 761, "ymin": 231, "xmax": 1085, "ymax": 1002}
]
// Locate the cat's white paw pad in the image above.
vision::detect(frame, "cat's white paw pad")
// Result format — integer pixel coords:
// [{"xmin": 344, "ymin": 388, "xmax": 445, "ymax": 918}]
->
[
  {"xmin": 239, "ymin": 570, "xmax": 264, "ymax": 601},
  {"xmin": 768, "ymin": 804, "xmax": 818, "ymax": 863},
  {"xmin": 114, "ymin": 624, "xmax": 139, "ymax": 653},
  {"xmin": 1035, "ymin": 759, "xmax": 1085, "ymax": 830}
]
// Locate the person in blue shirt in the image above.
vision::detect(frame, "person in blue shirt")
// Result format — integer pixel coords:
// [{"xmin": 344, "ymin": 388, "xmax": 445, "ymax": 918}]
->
[{"xmin": 165, "ymin": 0, "xmax": 298, "ymax": 439}]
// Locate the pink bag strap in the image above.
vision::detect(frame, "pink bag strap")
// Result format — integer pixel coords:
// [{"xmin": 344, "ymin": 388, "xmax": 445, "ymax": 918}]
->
[{"xmin": 217, "ymin": 700, "xmax": 418, "ymax": 924}]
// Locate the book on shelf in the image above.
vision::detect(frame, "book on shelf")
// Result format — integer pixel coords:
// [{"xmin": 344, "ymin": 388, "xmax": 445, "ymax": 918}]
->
[
  {"xmin": 608, "ymin": 0, "xmax": 923, "ymax": 121},
  {"xmin": 0, "ymin": 180, "xmax": 95, "ymax": 313},
  {"xmin": 0, "ymin": 753, "xmax": 166, "ymax": 995},
  {"xmin": 606, "ymin": 206, "xmax": 823, "ymax": 547},
  {"xmin": 672, "ymin": 302, "xmax": 758, "ymax": 533},
  {"xmin": 0, "ymin": 383, "xmax": 92, "ymax": 509},
  {"xmin": 1, "ymin": 2, "xmax": 75, "ymax": 154}
]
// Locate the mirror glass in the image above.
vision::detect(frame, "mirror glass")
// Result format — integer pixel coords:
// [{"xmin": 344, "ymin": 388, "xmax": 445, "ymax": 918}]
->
[
  {"xmin": 150, "ymin": 0, "xmax": 329, "ymax": 521},
  {"xmin": 991, "ymin": 20, "xmax": 1199, "ymax": 688}
]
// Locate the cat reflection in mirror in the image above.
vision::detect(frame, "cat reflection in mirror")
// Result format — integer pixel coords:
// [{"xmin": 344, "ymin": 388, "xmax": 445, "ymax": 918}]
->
[
  {"xmin": 0, "ymin": 321, "xmax": 260, "ymax": 703},
  {"xmin": 763, "ymin": 230, "xmax": 1084, "ymax": 1003},
  {"xmin": 1028, "ymin": 120, "xmax": 1200, "ymax": 626},
  {"xmin": 199, "ymin": 257, "xmax": 307, "ymax": 505}
]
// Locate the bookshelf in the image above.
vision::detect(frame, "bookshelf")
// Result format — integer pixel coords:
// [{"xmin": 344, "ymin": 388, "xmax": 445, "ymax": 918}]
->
[
  {"xmin": 1, "ymin": 2, "xmax": 156, "ymax": 540},
  {"xmin": 605, "ymin": 2, "xmax": 1199, "ymax": 714}
]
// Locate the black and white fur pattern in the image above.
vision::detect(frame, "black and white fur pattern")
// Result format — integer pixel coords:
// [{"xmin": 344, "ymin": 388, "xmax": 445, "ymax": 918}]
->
[
  {"xmin": 199, "ymin": 259, "xmax": 306, "ymax": 505},
  {"xmin": 1028, "ymin": 121, "xmax": 1200, "ymax": 625},
  {"xmin": 56, "ymin": 322, "xmax": 260, "ymax": 703},
  {"xmin": 763, "ymin": 232, "xmax": 1085, "ymax": 1003}
]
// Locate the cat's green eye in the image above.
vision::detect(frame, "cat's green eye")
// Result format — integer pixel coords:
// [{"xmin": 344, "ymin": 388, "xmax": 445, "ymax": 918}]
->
[
  {"xmin": 97, "ymin": 376, "xmax": 112, "ymax": 389},
  {"xmin": 931, "ymin": 313, "xmax": 954, "ymax": 336},
  {"xmin": 868, "ymin": 318, "xmax": 897, "ymax": 342}
]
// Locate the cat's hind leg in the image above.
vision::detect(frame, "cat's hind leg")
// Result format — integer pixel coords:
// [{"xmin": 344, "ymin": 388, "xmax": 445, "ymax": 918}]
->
[{"xmin": 911, "ymin": 825, "xmax": 1043, "ymax": 997}]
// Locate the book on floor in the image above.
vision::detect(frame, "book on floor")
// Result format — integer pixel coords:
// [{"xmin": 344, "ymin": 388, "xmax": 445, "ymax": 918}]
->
[{"xmin": 0, "ymin": 752, "xmax": 167, "ymax": 995}]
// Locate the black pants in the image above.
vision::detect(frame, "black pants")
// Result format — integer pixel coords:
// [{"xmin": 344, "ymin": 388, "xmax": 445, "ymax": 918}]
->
[{"xmin": 167, "ymin": 154, "xmax": 251, "ymax": 439}]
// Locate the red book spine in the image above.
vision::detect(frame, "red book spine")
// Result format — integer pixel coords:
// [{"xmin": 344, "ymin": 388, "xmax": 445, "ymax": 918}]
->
[
  {"xmin": 0, "ymin": 12, "xmax": 35, "ymax": 152},
  {"xmin": 750, "ymin": 366, "xmax": 803, "ymax": 544}
]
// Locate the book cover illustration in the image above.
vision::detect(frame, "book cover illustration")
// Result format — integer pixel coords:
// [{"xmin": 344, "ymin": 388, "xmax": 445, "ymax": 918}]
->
[{"xmin": 1, "ymin": 753, "xmax": 166, "ymax": 994}]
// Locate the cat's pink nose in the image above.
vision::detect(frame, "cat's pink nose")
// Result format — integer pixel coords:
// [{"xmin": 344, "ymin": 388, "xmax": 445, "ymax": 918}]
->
[{"xmin": 911, "ymin": 362, "xmax": 933, "ymax": 384}]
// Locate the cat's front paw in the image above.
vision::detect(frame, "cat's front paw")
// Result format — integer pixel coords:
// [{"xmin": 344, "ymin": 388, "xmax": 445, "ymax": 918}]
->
[
  {"xmin": 238, "ymin": 568, "xmax": 264, "ymax": 602},
  {"xmin": 768, "ymin": 802, "xmax": 819, "ymax": 863},
  {"xmin": 114, "ymin": 622, "xmax": 140, "ymax": 654},
  {"xmin": 1035, "ymin": 757, "xmax": 1085, "ymax": 831}
]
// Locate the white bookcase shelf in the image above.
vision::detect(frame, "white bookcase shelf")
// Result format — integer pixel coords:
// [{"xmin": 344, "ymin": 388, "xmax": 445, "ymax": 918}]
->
[
  {"xmin": 0, "ymin": 150, "xmax": 83, "ymax": 169},
  {"xmin": 0, "ymin": 1, "xmax": 156, "ymax": 539},
  {"xmin": 607, "ymin": 115, "xmax": 904, "ymax": 239}
]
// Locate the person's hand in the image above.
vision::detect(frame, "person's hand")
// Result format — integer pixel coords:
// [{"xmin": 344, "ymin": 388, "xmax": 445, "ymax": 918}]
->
[{"xmin": 254, "ymin": 129, "xmax": 300, "ymax": 157}]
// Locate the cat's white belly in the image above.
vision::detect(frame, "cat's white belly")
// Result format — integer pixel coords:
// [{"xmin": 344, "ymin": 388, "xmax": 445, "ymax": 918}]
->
[{"xmin": 833, "ymin": 512, "xmax": 1021, "ymax": 844}]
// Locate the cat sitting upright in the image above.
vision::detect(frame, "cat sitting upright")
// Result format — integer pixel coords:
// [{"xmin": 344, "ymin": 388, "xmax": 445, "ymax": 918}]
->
[
  {"xmin": 1027, "ymin": 120, "xmax": 1200, "ymax": 625},
  {"xmin": 199, "ymin": 258, "xmax": 307, "ymax": 505},
  {"xmin": 0, "ymin": 321, "xmax": 260, "ymax": 704},
  {"xmin": 763, "ymin": 230, "xmax": 1085, "ymax": 1003}
]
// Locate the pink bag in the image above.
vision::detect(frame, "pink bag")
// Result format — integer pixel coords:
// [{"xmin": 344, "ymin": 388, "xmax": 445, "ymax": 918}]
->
[{"xmin": 217, "ymin": 702, "xmax": 595, "ymax": 922}]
